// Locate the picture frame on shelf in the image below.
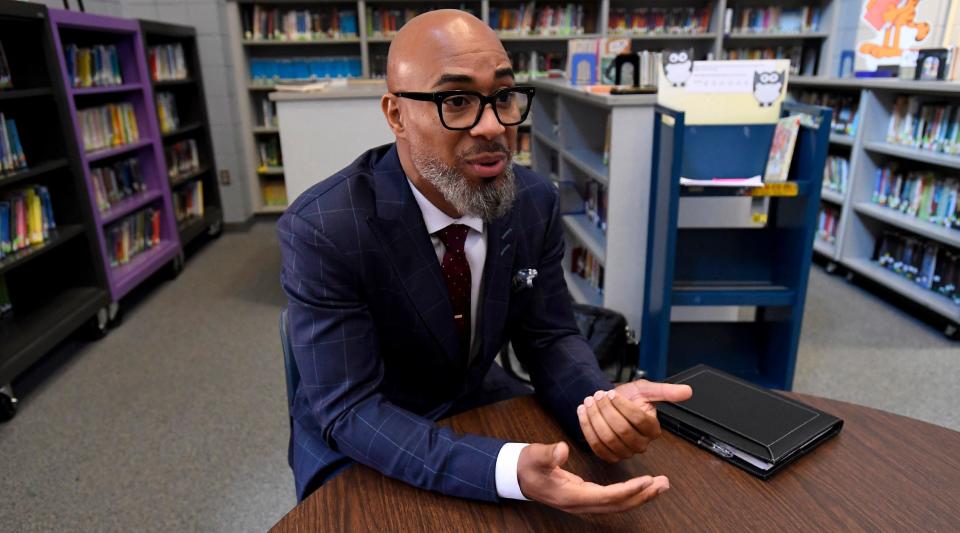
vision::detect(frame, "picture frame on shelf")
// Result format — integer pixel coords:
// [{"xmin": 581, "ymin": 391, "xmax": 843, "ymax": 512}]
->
[{"xmin": 915, "ymin": 48, "xmax": 949, "ymax": 81}]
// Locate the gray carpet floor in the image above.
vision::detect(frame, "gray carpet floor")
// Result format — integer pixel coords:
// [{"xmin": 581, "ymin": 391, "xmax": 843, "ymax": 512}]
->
[{"xmin": 0, "ymin": 220, "xmax": 956, "ymax": 532}]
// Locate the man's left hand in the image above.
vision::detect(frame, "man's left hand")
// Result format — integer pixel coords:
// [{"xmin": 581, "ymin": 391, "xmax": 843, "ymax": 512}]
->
[{"xmin": 575, "ymin": 380, "xmax": 693, "ymax": 463}]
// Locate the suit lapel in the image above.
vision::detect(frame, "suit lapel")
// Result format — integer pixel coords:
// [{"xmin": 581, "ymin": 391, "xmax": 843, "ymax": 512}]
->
[
  {"xmin": 477, "ymin": 207, "xmax": 517, "ymax": 366},
  {"xmin": 366, "ymin": 145, "xmax": 461, "ymax": 364}
]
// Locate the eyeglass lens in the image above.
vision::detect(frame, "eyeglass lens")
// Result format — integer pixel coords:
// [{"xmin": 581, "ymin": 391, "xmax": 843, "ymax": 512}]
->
[{"xmin": 440, "ymin": 90, "xmax": 530, "ymax": 129}]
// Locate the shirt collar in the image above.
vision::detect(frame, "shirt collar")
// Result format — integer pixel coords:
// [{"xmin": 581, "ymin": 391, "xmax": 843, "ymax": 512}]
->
[{"xmin": 407, "ymin": 179, "xmax": 484, "ymax": 235}]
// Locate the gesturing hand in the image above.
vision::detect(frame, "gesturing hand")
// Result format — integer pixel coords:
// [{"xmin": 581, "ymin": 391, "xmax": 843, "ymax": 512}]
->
[
  {"xmin": 516, "ymin": 442, "xmax": 669, "ymax": 514},
  {"xmin": 577, "ymin": 380, "xmax": 693, "ymax": 463}
]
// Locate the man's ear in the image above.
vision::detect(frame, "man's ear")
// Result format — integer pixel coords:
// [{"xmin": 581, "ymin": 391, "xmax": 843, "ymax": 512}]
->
[{"xmin": 382, "ymin": 94, "xmax": 406, "ymax": 139}]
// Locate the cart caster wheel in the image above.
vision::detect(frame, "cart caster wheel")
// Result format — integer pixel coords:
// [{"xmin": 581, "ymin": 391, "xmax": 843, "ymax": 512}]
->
[
  {"xmin": 207, "ymin": 219, "xmax": 223, "ymax": 238},
  {"xmin": 825, "ymin": 261, "xmax": 838, "ymax": 274},
  {"xmin": 945, "ymin": 323, "xmax": 959, "ymax": 340},
  {"xmin": 107, "ymin": 302, "xmax": 122, "ymax": 329},
  {"xmin": 0, "ymin": 385, "xmax": 17, "ymax": 423},
  {"xmin": 168, "ymin": 251, "xmax": 185, "ymax": 279},
  {"xmin": 81, "ymin": 306, "xmax": 110, "ymax": 340}
]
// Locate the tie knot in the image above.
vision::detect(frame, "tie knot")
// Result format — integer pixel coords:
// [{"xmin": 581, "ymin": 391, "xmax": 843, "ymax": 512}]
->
[{"xmin": 435, "ymin": 224, "xmax": 470, "ymax": 253}]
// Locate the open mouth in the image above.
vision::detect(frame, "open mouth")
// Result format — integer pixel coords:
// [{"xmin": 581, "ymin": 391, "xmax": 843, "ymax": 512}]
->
[{"xmin": 465, "ymin": 154, "xmax": 508, "ymax": 178}]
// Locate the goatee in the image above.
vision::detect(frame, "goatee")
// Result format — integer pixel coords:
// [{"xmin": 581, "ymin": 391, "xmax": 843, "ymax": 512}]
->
[{"xmin": 412, "ymin": 144, "xmax": 517, "ymax": 222}]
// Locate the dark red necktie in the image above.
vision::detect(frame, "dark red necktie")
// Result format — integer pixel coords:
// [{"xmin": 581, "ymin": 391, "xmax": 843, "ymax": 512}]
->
[{"xmin": 435, "ymin": 224, "xmax": 471, "ymax": 359}]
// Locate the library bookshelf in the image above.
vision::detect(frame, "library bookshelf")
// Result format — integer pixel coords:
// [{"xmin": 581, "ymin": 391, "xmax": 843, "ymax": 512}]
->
[
  {"xmin": 139, "ymin": 19, "xmax": 225, "ymax": 246},
  {"xmin": 225, "ymin": 0, "xmax": 839, "ymax": 213},
  {"xmin": 0, "ymin": 0, "xmax": 111, "ymax": 418},
  {"xmin": 790, "ymin": 76, "xmax": 960, "ymax": 335},
  {"xmin": 48, "ymin": 9, "xmax": 182, "ymax": 302}
]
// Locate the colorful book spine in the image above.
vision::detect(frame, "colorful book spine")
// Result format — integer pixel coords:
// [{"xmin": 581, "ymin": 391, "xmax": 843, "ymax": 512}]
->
[
  {"xmin": 243, "ymin": 6, "xmax": 358, "ymax": 40},
  {"xmin": 173, "ymin": 180, "xmax": 204, "ymax": 223},
  {"xmin": 91, "ymin": 157, "xmax": 148, "ymax": 212},
  {"xmin": 817, "ymin": 205, "xmax": 840, "ymax": 243},
  {"xmin": 570, "ymin": 245, "xmax": 604, "ymax": 294},
  {"xmin": 489, "ymin": 3, "xmax": 587, "ymax": 35},
  {"xmin": 886, "ymin": 97, "xmax": 960, "ymax": 156},
  {"xmin": 584, "ymin": 180, "xmax": 608, "ymax": 233},
  {"xmin": 155, "ymin": 92, "xmax": 180, "ymax": 134},
  {"xmin": 256, "ymin": 137, "xmax": 282, "ymax": 171},
  {"xmin": 148, "ymin": 43, "xmax": 188, "ymax": 82},
  {"xmin": 726, "ymin": 6, "xmax": 821, "ymax": 34},
  {"xmin": 78, "ymin": 102, "xmax": 140, "ymax": 153},
  {"xmin": 608, "ymin": 5, "xmax": 712, "ymax": 35},
  {"xmin": 0, "ymin": 114, "xmax": 28, "ymax": 175},
  {"xmin": 249, "ymin": 57, "xmax": 362, "ymax": 84},
  {"xmin": 0, "ymin": 185, "xmax": 56, "ymax": 259},
  {"xmin": 874, "ymin": 230, "xmax": 959, "ymax": 303},
  {"xmin": 165, "ymin": 139, "xmax": 201, "ymax": 181},
  {"xmin": 823, "ymin": 155, "xmax": 849, "ymax": 194},
  {"xmin": 65, "ymin": 43, "xmax": 123, "ymax": 88},
  {"xmin": 871, "ymin": 164, "xmax": 960, "ymax": 230},
  {"xmin": 105, "ymin": 206, "xmax": 161, "ymax": 267}
]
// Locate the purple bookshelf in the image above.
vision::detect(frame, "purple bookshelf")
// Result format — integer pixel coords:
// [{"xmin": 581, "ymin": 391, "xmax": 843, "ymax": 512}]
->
[{"xmin": 47, "ymin": 8, "xmax": 181, "ymax": 301}]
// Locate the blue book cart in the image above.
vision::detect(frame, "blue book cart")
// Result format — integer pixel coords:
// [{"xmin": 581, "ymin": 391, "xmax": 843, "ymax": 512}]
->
[{"xmin": 640, "ymin": 102, "xmax": 832, "ymax": 390}]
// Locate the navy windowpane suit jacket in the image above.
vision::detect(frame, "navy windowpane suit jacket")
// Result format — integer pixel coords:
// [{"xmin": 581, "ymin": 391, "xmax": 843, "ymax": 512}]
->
[{"xmin": 277, "ymin": 144, "xmax": 612, "ymax": 502}]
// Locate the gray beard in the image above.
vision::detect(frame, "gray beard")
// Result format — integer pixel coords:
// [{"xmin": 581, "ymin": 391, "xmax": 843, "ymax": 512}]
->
[{"xmin": 412, "ymin": 150, "xmax": 517, "ymax": 222}]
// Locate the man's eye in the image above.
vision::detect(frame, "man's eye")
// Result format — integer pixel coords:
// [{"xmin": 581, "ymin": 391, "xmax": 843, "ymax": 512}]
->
[
  {"xmin": 496, "ymin": 92, "xmax": 514, "ymax": 104},
  {"xmin": 445, "ymin": 96, "xmax": 470, "ymax": 108}
]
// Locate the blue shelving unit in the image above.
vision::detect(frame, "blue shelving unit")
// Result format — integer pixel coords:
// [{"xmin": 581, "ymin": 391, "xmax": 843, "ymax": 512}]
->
[{"xmin": 640, "ymin": 102, "xmax": 832, "ymax": 390}]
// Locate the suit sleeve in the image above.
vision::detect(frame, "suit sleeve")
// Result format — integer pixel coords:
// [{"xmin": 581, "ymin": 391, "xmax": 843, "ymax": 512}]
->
[
  {"xmin": 509, "ymin": 189, "xmax": 614, "ymax": 442},
  {"xmin": 278, "ymin": 211, "xmax": 506, "ymax": 502}
]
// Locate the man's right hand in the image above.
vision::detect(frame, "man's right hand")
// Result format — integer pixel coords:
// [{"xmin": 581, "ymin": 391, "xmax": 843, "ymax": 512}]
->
[{"xmin": 516, "ymin": 441, "xmax": 669, "ymax": 514}]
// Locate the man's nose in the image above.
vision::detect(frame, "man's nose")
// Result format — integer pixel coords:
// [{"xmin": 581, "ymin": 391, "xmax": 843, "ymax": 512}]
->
[{"xmin": 470, "ymin": 103, "xmax": 506, "ymax": 139}]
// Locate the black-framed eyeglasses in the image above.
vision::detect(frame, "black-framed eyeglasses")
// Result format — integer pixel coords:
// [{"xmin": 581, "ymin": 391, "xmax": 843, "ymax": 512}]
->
[{"xmin": 393, "ymin": 86, "xmax": 536, "ymax": 131}]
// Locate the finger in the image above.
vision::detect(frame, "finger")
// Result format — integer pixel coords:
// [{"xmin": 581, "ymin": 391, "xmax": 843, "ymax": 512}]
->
[
  {"xmin": 577, "ymin": 403, "xmax": 620, "ymax": 463},
  {"xmin": 571, "ymin": 475, "xmax": 670, "ymax": 514},
  {"xmin": 584, "ymin": 392, "xmax": 633, "ymax": 460},
  {"xmin": 610, "ymin": 389, "xmax": 662, "ymax": 441},
  {"xmin": 597, "ymin": 390, "xmax": 651, "ymax": 453},
  {"xmin": 625, "ymin": 380, "xmax": 693, "ymax": 403},
  {"xmin": 526, "ymin": 441, "xmax": 568, "ymax": 473},
  {"xmin": 555, "ymin": 474, "xmax": 655, "ymax": 510}
]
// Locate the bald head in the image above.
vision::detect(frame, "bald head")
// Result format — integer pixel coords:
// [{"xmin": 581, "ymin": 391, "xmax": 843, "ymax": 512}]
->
[{"xmin": 386, "ymin": 10, "xmax": 511, "ymax": 92}]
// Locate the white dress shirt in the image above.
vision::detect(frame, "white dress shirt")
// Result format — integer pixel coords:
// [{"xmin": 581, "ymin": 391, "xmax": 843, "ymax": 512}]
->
[{"xmin": 407, "ymin": 180, "xmax": 530, "ymax": 501}]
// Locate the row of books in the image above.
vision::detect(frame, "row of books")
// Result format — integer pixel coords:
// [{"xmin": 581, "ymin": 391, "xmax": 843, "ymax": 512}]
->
[
  {"xmin": 874, "ymin": 231, "xmax": 959, "ymax": 304},
  {"xmin": 166, "ymin": 139, "xmax": 200, "ymax": 182},
  {"xmin": 156, "ymin": 92, "xmax": 180, "ymax": 134},
  {"xmin": 568, "ymin": 38, "xmax": 666, "ymax": 87},
  {"xmin": 249, "ymin": 57, "xmax": 362, "ymax": 84},
  {"xmin": 724, "ymin": 6, "xmax": 821, "ymax": 34},
  {"xmin": 817, "ymin": 205, "xmax": 839, "ymax": 244},
  {"xmin": 0, "ymin": 275, "xmax": 10, "ymax": 315},
  {"xmin": 872, "ymin": 165, "xmax": 959, "ymax": 230},
  {"xmin": 793, "ymin": 91, "xmax": 858, "ymax": 136},
  {"xmin": 570, "ymin": 245, "xmax": 604, "ymax": 294},
  {"xmin": 241, "ymin": 6, "xmax": 359, "ymax": 41},
  {"xmin": 506, "ymin": 50, "xmax": 566, "ymax": 80},
  {"xmin": 0, "ymin": 42, "xmax": 11, "ymax": 90},
  {"xmin": 0, "ymin": 186, "xmax": 56, "ymax": 259},
  {"xmin": 65, "ymin": 44, "xmax": 123, "ymax": 88},
  {"xmin": 488, "ymin": 3, "xmax": 592, "ymax": 35},
  {"xmin": 148, "ymin": 43, "xmax": 188, "ymax": 82},
  {"xmin": 607, "ymin": 6, "xmax": 712, "ymax": 36},
  {"xmin": 823, "ymin": 155, "xmax": 849, "ymax": 195},
  {"xmin": 366, "ymin": 6, "xmax": 478, "ymax": 37},
  {"xmin": 261, "ymin": 180, "xmax": 287, "ymax": 207},
  {"xmin": 722, "ymin": 45, "xmax": 816, "ymax": 76},
  {"xmin": 79, "ymin": 102, "xmax": 140, "ymax": 153},
  {"xmin": 886, "ymin": 97, "xmax": 959, "ymax": 156},
  {"xmin": 584, "ymin": 180, "xmax": 608, "ymax": 233},
  {"xmin": 257, "ymin": 137, "xmax": 282, "ymax": 170},
  {"xmin": 173, "ymin": 180, "xmax": 204, "ymax": 224},
  {"xmin": 91, "ymin": 157, "xmax": 147, "ymax": 212},
  {"xmin": 0, "ymin": 115, "xmax": 27, "ymax": 176},
  {"xmin": 106, "ymin": 206, "xmax": 161, "ymax": 268},
  {"xmin": 258, "ymin": 96, "xmax": 278, "ymax": 128}
]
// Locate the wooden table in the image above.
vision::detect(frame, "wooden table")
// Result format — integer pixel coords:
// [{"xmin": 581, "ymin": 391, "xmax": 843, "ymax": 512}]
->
[{"xmin": 272, "ymin": 394, "xmax": 960, "ymax": 532}]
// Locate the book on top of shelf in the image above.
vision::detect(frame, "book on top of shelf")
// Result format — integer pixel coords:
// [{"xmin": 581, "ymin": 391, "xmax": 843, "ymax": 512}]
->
[
  {"xmin": 105, "ymin": 206, "xmax": 160, "ymax": 268},
  {"xmin": 148, "ymin": 43, "xmax": 188, "ymax": 82},
  {"xmin": 872, "ymin": 163, "xmax": 960, "ymax": 230},
  {"xmin": 0, "ymin": 41, "xmax": 12, "ymax": 90},
  {"xmin": 165, "ymin": 138, "xmax": 200, "ymax": 180},
  {"xmin": 242, "ymin": 5, "xmax": 359, "ymax": 41},
  {"xmin": 91, "ymin": 157, "xmax": 147, "ymax": 213},
  {"xmin": 608, "ymin": 5, "xmax": 712, "ymax": 36},
  {"xmin": 0, "ymin": 185, "xmax": 56, "ymax": 259},
  {"xmin": 886, "ymin": 97, "xmax": 960, "ymax": 156},
  {"xmin": 0, "ymin": 114, "xmax": 28, "ymax": 175},
  {"xmin": 764, "ymin": 115, "xmax": 801, "ymax": 183},
  {"xmin": 489, "ymin": 2, "xmax": 590, "ymax": 36},
  {"xmin": 155, "ymin": 92, "xmax": 180, "ymax": 134},
  {"xmin": 874, "ymin": 230, "xmax": 959, "ymax": 303},
  {"xmin": 65, "ymin": 44, "xmax": 123, "ymax": 88},
  {"xmin": 78, "ymin": 102, "xmax": 140, "ymax": 153}
]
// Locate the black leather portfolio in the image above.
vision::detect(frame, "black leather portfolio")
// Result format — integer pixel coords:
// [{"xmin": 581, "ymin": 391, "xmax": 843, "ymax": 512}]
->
[{"xmin": 657, "ymin": 365, "xmax": 844, "ymax": 479}]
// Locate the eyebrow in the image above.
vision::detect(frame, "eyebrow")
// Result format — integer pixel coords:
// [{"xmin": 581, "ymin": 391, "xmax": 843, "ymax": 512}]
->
[{"xmin": 432, "ymin": 68, "xmax": 516, "ymax": 88}]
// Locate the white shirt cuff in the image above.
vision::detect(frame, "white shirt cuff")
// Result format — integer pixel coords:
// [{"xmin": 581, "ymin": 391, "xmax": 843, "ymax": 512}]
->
[{"xmin": 495, "ymin": 442, "xmax": 531, "ymax": 500}]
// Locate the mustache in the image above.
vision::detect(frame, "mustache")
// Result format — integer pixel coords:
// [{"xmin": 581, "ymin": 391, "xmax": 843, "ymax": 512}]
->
[{"xmin": 459, "ymin": 142, "xmax": 510, "ymax": 159}]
